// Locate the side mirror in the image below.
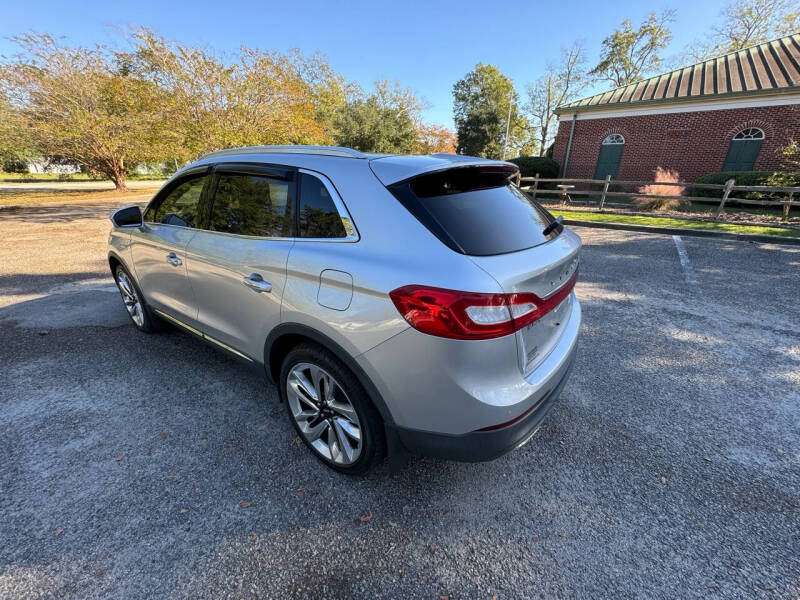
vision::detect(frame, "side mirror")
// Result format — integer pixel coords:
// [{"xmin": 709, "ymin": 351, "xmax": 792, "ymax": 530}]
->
[{"xmin": 110, "ymin": 205, "xmax": 143, "ymax": 228}]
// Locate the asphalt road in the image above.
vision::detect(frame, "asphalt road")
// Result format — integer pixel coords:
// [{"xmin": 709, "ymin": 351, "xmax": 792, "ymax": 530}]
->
[{"xmin": 1, "ymin": 200, "xmax": 798, "ymax": 599}]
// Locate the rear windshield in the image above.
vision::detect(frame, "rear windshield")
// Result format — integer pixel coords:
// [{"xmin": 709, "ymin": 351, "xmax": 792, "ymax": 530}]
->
[{"xmin": 388, "ymin": 167, "xmax": 560, "ymax": 256}]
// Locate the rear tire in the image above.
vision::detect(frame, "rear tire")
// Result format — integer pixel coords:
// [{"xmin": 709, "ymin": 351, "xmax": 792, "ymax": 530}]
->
[
  {"xmin": 280, "ymin": 342, "xmax": 385, "ymax": 475},
  {"xmin": 114, "ymin": 264, "xmax": 161, "ymax": 333}
]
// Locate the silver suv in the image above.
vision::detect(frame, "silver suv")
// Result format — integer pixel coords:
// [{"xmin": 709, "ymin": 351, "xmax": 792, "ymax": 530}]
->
[{"xmin": 108, "ymin": 146, "xmax": 581, "ymax": 474}]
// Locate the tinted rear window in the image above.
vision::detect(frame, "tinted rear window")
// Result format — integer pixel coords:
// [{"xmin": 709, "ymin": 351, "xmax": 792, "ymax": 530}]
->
[
  {"xmin": 388, "ymin": 167, "xmax": 559, "ymax": 256},
  {"xmin": 298, "ymin": 173, "xmax": 347, "ymax": 238}
]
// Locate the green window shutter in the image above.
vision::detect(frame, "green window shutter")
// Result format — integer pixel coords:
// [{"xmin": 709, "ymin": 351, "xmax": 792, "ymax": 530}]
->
[
  {"xmin": 594, "ymin": 144, "xmax": 624, "ymax": 180},
  {"xmin": 722, "ymin": 139, "xmax": 763, "ymax": 171}
]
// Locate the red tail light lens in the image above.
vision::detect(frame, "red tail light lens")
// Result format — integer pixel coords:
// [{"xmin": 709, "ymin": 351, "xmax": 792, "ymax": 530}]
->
[
  {"xmin": 388, "ymin": 286, "xmax": 512, "ymax": 339},
  {"xmin": 389, "ymin": 271, "xmax": 577, "ymax": 340}
]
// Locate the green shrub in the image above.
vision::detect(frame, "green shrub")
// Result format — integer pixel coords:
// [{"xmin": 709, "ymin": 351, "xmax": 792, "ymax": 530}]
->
[
  {"xmin": 770, "ymin": 141, "xmax": 800, "ymax": 186},
  {"xmin": 694, "ymin": 171, "xmax": 800, "ymax": 199},
  {"xmin": 507, "ymin": 156, "xmax": 559, "ymax": 178}
]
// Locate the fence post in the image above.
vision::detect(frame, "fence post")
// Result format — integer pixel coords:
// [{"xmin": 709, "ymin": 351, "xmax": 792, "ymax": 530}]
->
[
  {"xmin": 714, "ymin": 178, "xmax": 735, "ymax": 221},
  {"xmin": 782, "ymin": 192, "xmax": 794, "ymax": 222},
  {"xmin": 598, "ymin": 174, "xmax": 611, "ymax": 211},
  {"xmin": 531, "ymin": 173, "xmax": 539, "ymax": 200}
]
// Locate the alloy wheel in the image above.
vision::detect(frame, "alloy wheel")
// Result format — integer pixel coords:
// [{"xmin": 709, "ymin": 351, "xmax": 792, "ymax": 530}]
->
[
  {"xmin": 286, "ymin": 362, "xmax": 362, "ymax": 465},
  {"xmin": 116, "ymin": 270, "xmax": 144, "ymax": 327}
]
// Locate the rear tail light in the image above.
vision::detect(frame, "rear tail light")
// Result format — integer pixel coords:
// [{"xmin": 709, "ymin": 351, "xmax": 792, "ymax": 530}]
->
[{"xmin": 389, "ymin": 271, "xmax": 577, "ymax": 340}]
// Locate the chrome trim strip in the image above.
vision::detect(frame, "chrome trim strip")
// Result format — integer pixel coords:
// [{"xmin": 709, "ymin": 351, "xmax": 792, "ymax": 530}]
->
[
  {"xmin": 202, "ymin": 334, "xmax": 253, "ymax": 361},
  {"xmin": 154, "ymin": 309, "xmax": 203, "ymax": 336},
  {"xmin": 153, "ymin": 309, "xmax": 253, "ymax": 362}
]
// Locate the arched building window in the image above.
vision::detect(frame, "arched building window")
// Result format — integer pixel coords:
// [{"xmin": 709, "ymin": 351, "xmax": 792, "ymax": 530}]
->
[
  {"xmin": 594, "ymin": 134, "xmax": 625, "ymax": 179},
  {"xmin": 603, "ymin": 134, "xmax": 625, "ymax": 145},
  {"xmin": 722, "ymin": 128, "xmax": 765, "ymax": 171}
]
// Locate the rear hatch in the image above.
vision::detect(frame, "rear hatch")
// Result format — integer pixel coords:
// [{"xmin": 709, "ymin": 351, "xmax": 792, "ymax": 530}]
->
[
  {"xmin": 469, "ymin": 236, "xmax": 580, "ymax": 375},
  {"xmin": 380, "ymin": 160, "xmax": 580, "ymax": 374}
]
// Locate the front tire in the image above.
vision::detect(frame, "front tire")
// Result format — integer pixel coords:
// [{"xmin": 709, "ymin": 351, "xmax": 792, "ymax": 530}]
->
[
  {"xmin": 280, "ymin": 343, "xmax": 385, "ymax": 475},
  {"xmin": 114, "ymin": 264, "xmax": 160, "ymax": 333}
]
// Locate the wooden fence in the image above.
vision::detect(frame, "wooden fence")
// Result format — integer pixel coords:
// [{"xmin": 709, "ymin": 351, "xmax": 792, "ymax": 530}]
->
[{"xmin": 518, "ymin": 175, "xmax": 800, "ymax": 221}]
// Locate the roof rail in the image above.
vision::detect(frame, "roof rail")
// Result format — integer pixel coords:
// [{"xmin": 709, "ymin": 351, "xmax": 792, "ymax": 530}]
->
[{"xmin": 199, "ymin": 145, "xmax": 368, "ymax": 160}]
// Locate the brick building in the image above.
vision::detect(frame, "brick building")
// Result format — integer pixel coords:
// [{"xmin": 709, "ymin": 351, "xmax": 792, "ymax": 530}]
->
[{"xmin": 552, "ymin": 34, "xmax": 800, "ymax": 182}]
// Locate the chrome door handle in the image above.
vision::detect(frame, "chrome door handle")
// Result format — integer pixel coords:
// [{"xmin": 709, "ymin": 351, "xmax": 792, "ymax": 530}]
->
[
  {"xmin": 166, "ymin": 252, "xmax": 182, "ymax": 267},
  {"xmin": 242, "ymin": 273, "xmax": 272, "ymax": 293}
]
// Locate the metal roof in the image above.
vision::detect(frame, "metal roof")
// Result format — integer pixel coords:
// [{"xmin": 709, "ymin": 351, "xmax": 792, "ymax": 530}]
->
[{"xmin": 556, "ymin": 33, "xmax": 800, "ymax": 114}]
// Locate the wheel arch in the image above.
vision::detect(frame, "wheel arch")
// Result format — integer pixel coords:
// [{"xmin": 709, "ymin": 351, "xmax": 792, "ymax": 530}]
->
[
  {"xmin": 265, "ymin": 323, "xmax": 396, "ymax": 426},
  {"xmin": 107, "ymin": 250, "xmax": 129, "ymax": 276},
  {"xmin": 108, "ymin": 251, "xmax": 121, "ymax": 274}
]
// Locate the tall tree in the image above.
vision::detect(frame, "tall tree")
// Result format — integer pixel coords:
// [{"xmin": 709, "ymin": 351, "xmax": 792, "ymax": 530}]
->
[
  {"xmin": 525, "ymin": 42, "xmax": 588, "ymax": 157},
  {"xmin": 122, "ymin": 30, "xmax": 335, "ymax": 160},
  {"xmin": 288, "ymin": 48, "xmax": 355, "ymax": 139},
  {"xmin": 332, "ymin": 80, "xmax": 424, "ymax": 154},
  {"xmin": 590, "ymin": 11, "xmax": 676, "ymax": 87},
  {"xmin": 0, "ymin": 33, "xmax": 178, "ymax": 190},
  {"xmin": 414, "ymin": 124, "xmax": 457, "ymax": 154},
  {"xmin": 0, "ymin": 92, "xmax": 28, "ymax": 168},
  {"xmin": 687, "ymin": 0, "xmax": 800, "ymax": 61},
  {"xmin": 452, "ymin": 63, "xmax": 528, "ymax": 159}
]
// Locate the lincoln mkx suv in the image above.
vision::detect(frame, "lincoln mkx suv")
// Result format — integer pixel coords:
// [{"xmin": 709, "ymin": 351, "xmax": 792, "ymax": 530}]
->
[{"xmin": 108, "ymin": 146, "xmax": 581, "ymax": 474}]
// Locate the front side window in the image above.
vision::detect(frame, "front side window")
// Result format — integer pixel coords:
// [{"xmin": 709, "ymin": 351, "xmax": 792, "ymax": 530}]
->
[
  {"xmin": 146, "ymin": 174, "xmax": 208, "ymax": 227},
  {"xmin": 208, "ymin": 173, "xmax": 293, "ymax": 237},
  {"xmin": 298, "ymin": 173, "xmax": 347, "ymax": 238}
]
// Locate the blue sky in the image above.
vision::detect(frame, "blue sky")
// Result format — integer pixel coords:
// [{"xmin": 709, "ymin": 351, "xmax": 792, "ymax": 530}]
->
[{"xmin": 0, "ymin": 0, "xmax": 730, "ymax": 128}]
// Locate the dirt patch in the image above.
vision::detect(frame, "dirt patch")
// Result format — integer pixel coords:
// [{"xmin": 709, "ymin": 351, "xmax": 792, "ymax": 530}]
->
[
  {"xmin": 0, "ymin": 188, "xmax": 159, "ymax": 207},
  {"xmin": 0, "ymin": 198, "xmax": 139, "ymax": 307}
]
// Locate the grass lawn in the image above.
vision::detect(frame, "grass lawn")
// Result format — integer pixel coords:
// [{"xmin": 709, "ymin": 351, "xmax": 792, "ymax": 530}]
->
[
  {"xmin": 558, "ymin": 209, "xmax": 800, "ymax": 239},
  {"xmin": 0, "ymin": 172, "xmax": 93, "ymax": 182},
  {"xmin": 0, "ymin": 172, "xmax": 167, "ymax": 183},
  {"xmin": 538, "ymin": 191, "xmax": 799, "ymax": 219},
  {"xmin": 0, "ymin": 187, "xmax": 159, "ymax": 206}
]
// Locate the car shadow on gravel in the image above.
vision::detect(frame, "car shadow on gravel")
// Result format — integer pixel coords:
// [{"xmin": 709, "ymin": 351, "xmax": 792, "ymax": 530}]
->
[
  {"xmin": 0, "ymin": 271, "xmax": 109, "ymax": 300},
  {"xmin": 0, "ymin": 200, "xmax": 148, "ymax": 224}
]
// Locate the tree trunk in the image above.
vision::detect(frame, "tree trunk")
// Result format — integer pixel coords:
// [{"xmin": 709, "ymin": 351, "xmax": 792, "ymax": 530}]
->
[
  {"xmin": 538, "ymin": 128, "xmax": 548, "ymax": 157},
  {"xmin": 109, "ymin": 169, "xmax": 129, "ymax": 192}
]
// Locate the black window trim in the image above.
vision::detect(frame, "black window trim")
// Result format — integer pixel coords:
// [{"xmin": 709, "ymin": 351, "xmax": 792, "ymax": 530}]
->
[{"xmin": 142, "ymin": 161, "xmax": 359, "ymax": 242}]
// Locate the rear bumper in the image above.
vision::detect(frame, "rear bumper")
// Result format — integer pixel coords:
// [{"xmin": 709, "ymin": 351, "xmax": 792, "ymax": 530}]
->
[{"xmin": 392, "ymin": 340, "xmax": 576, "ymax": 462}]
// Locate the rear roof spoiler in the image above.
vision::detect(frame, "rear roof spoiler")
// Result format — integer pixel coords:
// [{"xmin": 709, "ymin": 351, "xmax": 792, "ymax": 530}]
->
[{"xmin": 369, "ymin": 154, "xmax": 518, "ymax": 186}]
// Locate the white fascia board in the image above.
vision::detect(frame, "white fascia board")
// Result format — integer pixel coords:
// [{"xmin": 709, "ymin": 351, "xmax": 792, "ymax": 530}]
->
[{"xmin": 557, "ymin": 93, "xmax": 800, "ymax": 122}]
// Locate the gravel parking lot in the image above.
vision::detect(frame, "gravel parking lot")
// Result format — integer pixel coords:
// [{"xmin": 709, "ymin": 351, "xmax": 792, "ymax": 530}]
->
[{"xmin": 1, "ymin": 199, "xmax": 798, "ymax": 599}]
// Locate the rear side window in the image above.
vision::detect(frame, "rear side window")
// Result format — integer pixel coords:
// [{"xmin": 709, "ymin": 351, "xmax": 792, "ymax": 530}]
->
[
  {"xmin": 298, "ymin": 173, "xmax": 347, "ymax": 238},
  {"xmin": 388, "ymin": 167, "xmax": 558, "ymax": 256},
  {"xmin": 209, "ymin": 173, "xmax": 293, "ymax": 237},
  {"xmin": 147, "ymin": 174, "xmax": 208, "ymax": 227}
]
